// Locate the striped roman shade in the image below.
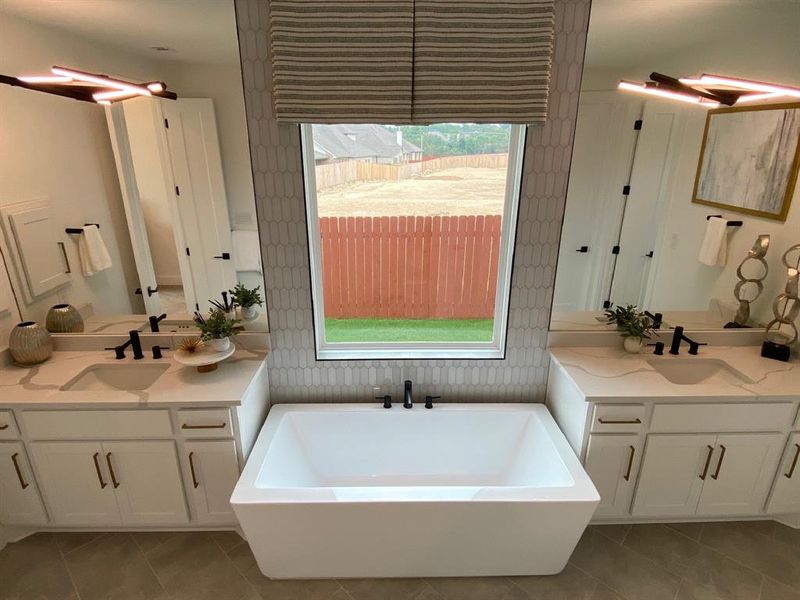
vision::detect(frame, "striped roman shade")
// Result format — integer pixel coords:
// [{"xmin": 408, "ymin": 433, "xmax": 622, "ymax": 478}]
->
[
  {"xmin": 269, "ymin": 0, "xmax": 555, "ymax": 124},
  {"xmin": 412, "ymin": 0, "xmax": 555, "ymax": 124},
  {"xmin": 269, "ymin": 1, "xmax": 414, "ymax": 123}
]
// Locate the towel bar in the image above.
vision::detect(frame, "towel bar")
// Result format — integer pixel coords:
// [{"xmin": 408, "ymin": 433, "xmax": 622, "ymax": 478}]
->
[
  {"xmin": 706, "ymin": 215, "xmax": 743, "ymax": 227},
  {"xmin": 65, "ymin": 223, "xmax": 100, "ymax": 234}
]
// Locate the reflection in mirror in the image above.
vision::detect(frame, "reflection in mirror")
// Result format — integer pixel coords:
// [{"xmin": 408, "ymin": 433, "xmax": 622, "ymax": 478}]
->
[
  {"xmin": 0, "ymin": 0, "xmax": 266, "ymax": 346},
  {"xmin": 551, "ymin": 0, "xmax": 800, "ymax": 331}
]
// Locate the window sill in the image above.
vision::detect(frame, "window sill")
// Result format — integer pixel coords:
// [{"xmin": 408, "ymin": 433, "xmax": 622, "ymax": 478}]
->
[{"xmin": 315, "ymin": 344, "xmax": 505, "ymax": 361}]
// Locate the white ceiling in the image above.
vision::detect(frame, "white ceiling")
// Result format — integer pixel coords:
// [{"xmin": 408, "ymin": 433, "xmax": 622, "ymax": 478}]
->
[{"xmin": 0, "ymin": 0, "xmax": 240, "ymax": 65}]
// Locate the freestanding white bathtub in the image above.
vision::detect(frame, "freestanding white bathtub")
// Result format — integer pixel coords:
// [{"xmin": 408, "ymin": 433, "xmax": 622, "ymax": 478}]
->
[{"xmin": 232, "ymin": 403, "xmax": 599, "ymax": 579}]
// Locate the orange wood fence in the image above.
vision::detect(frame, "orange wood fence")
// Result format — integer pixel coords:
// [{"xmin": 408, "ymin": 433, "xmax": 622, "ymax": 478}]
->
[{"xmin": 320, "ymin": 215, "xmax": 502, "ymax": 319}]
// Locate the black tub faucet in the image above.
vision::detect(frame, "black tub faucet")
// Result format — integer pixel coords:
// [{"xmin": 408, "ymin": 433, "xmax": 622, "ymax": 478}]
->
[
  {"xmin": 404, "ymin": 380, "xmax": 413, "ymax": 408},
  {"xmin": 149, "ymin": 313, "xmax": 167, "ymax": 332},
  {"xmin": 669, "ymin": 326, "xmax": 707, "ymax": 356}
]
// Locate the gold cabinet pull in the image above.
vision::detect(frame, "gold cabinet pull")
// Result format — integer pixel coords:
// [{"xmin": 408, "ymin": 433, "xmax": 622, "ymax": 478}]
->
[
  {"xmin": 11, "ymin": 453, "xmax": 29, "ymax": 489},
  {"xmin": 785, "ymin": 444, "xmax": 800, "ymax": 479},
  {"xmin": 106, "ymin": 452, "xmax": 120, "ymax": 488},
  {"xmin": 92, "ymin": 452, "xmax": 107, "ymax": 489},
  {"xmin": 188, "ymin": 451, "xmax": 199, "ymax": 488},
  {"xmin": 710, "ymin": 444, "xmax": 726, "ymax": 480},
  {"xmin": 623, "ymin": 445, "xmax": 636, "ymax": 481},
  {"xmin": 598, "ymin": 418, "xmax": 642, "ymax": 425},
  {"xmin": 182, "ymin": 423, "xmax": 226, "ymax": 430},
  {"xmin": 0, "ymin": 423, "xmax": 9, "ymax": 430},
  {"xmin": 700, "ymin": 445, "xmax": 715, "ymax": 480}
]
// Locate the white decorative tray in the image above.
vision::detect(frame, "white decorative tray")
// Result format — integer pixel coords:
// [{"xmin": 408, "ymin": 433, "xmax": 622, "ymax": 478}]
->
[{"xmin": 174, "ymin": 345, "xmax": 235, "ymax": 372}]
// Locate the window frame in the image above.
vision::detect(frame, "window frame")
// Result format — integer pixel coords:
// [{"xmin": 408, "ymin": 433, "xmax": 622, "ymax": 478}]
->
[{"xmin": 300, "ymin": 123, "xmax": 526, "ymax": 360}]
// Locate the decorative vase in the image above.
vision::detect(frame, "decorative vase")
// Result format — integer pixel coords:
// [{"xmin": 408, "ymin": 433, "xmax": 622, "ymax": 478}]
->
[
  {"xmin": 623, "ymin": 337, "xmax": 643, "ymax": 354},
  {"xmin": 45, "ymin": 303, "xmax": 85, "ymax": 333},
  {"xmin": 210, "ymin": 337, "xmax": 231, "ymax": 352},
  {"xmin": 241, "ymin": 305, "xmax": 258, "ymax": 321},
  {"xmin": 9, "ymin": 321, "xmax": 53, "ymax": 365}
]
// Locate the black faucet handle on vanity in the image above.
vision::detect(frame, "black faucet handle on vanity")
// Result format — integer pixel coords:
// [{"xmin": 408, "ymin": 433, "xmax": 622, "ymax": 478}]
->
[
  {"xmin": 669, "ymin": 326, "xmax": 706, "ymax": 355},
  {"xmin": 149, "ymin": 313, "xmax": 167, "ymax": 332},
  {"xmin": 151, "ymin": 345, "xmax": 170, "ymax": 360},
  {"xmin": 688, "ymin": 341, "xmax": 708, "ymax": 355},
  {"xmin": 376, "ymin": 395, "xmax": 392, "ymax": 409},
  {"xmin": 648, "ymin": 341, "xmax": 665, "ymax": 355},
  {"xmin": 403, "ymin": 380, "xmax": 413, "ymax": 409},
  {"xmin": 104, "ymin": 345, "xmax": 127, "ymax": 360},
  {"xmin": 425, "ymin": 395, "xmax": 440, "ymax": 409}
]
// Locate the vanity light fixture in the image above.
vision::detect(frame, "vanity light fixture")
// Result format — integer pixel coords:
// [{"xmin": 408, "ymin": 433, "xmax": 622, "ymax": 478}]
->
[
  {"xmin": 680, "ymin": 74, "xmax": 800, "ymax": 100},
  {"xmin": 0, "ymin": 66, "xmax": 176, "ymax": 105},
  {"xmin": 618, "ymin": 80, "xmax": 720, "ymax": 107}
]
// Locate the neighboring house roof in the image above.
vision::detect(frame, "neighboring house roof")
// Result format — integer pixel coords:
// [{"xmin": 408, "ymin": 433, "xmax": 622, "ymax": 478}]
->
[{"xmin": 312, "ymin": 124, "xmax": 422, "ymax": 161}]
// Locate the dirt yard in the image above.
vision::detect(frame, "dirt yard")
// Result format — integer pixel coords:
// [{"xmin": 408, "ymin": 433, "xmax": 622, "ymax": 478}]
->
[{"xmin": 317, "ymin": 166, "xmax": 507, "ymax": 216}]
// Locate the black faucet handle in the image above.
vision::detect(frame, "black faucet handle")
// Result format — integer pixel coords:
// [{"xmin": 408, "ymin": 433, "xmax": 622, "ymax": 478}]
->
[
  {"xmin": 425, "ymin": 395, "xmax": 440, "ymax": 409},
  {"xmin": 648, "ymin": 342, "xmax": 665, "ymax": 355},
  {"xmin": 105, "ymin": 346, "xmax": 126, "ymax": 360},
  {"xmin": 152, "ymin": 345, "xmax": 170, "ymax": 360},
  {"xmin": 376, "ymin": 395, "xmax": 392, "ymax": 409},
  {"xmin": 688, "ymin": 342, "xmax": 708, "ymax": 355}
]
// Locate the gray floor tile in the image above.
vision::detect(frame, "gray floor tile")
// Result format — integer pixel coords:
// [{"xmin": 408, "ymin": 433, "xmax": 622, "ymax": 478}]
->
[
  {"xmin": 0, "ymin": 533, "xmax": 76, "ymax": 600},
  {"xmin": 700, "ymin": 522, "xmax": 800, "ymax": 592},
  {"xmin": 425, "ymin": 577, "xmax": 528, "ymax": 600},
  {"xmin": 63, "ymin": 533, "xmax": 166, "ymax": 600},
  {"xmin": 340, "ymin": 578, "xmax": 434, "ymax": 600},
  {"xmin": 131, "ymin": 531, "xmax": 178, "ymax": 554},
  {"xmin": 774, "ymin": 523, "xmax": 800, "ymax": 549},
  {"xmin": 53, "ymin": 532, "xmax": 108, "ymax": 557},
  {"xmin": 623, "ymin": 524, "xmax": 762, "ymax": 600},
  {"xmin": 211, "ymin": 530, "xmax": 247, "ymax": 553},
  {"xmin": 144, "ymin": 532, "xmax": 254, "ymax": 600},
  {"xmin": 665, "ymin": 522, "xmax": 705, "ymax": 541},
  {"xmin": 588, "ymin": 524, "xmax": 631, "ymax": 544},
  {"xmin": 509, "ymin": 563, "xmax": 600, "ymax": 599},
  {"xmin": 570, "ymin": 528, "xmax": 680, "ymax": 600},
  {"xmin": 760, "ymin": 577, "xmax": 800, "ymax": 600}
]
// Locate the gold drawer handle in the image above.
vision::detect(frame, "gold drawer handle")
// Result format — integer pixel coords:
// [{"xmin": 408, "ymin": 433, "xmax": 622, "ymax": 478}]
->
[
  {"xmin": 623, "ymin": 445, "xmax": 636, "ymax": 481},
  {"xmin": 710, "ymin": 444, "xmax": 726, "ymax": 480},
  {"xmin": 700, "ymin": 445, "xmax": 714, "ymax": 480},
  {"xmin": 106, "ymin": 452, "xmax": 120, "ymax": 488},
  {"xmin": 182, "ymin": 422, "xmax": 226, "ymax": 430},
  {"xmin": 188, "ymin": 451, "xmax": 200, "ymax": 488},
  {"xmin": 0, "ymin": 423, "xmax": 9, "ymax": 430},
  {"xmin": 785, "ymin": 444, "xmax": 800, "ymax": 479},
  {"xmin": 11, "ymin": 453, "xmax": 29, "ymax": 489},
  {"xmin": 92, "ymin": 452, "xmax": 107, "ymax": 489},
  {"xmin": 598, "ymin": 418, "xmax": 642, "ymax": 425}
]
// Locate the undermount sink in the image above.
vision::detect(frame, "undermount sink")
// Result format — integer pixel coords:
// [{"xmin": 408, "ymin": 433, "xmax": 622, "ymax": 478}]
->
[
  {"xmin": 61, "ymin": 363, "xmax": 169, "ymax": 392},
  {"xmin": 646, "ymin": 358, "xmax": 753, "ymax": 386}
]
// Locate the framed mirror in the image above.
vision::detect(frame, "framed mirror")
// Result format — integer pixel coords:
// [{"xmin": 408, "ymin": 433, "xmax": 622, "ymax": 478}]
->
[
  {"xmin": 0, "ymin": 0, "xmax": 266, "ymax": 343},
  {"xmin": 551, "ymin": 0, "xmax": 800, "ymax": 332}
]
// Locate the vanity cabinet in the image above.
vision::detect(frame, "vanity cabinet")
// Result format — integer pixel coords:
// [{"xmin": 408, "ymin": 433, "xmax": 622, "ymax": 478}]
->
[
  {"xmin": 768, "ymin": 433, "xmax": 800, "ymax": 514},
  {"xmin": 584, "ymin": 434, "xmax": 641, "ymax": 518},
  {"xmin": 184, "ymin": 440, "xmax": 240, "ymax": 524},
  {"xmin": 0, "ymin": 442, "xmax": 48, "ymax": 525}
]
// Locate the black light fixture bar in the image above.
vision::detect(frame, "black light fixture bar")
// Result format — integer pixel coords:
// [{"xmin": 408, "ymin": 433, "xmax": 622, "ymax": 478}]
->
[{"xmin": 649, "ymin": 72, "xmax": 739, "ymax": 106}]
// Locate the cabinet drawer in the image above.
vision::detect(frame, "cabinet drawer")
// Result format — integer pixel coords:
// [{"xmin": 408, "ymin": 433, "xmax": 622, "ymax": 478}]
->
[
  {"xmin": 0, "ymin": 411, "xmax": 20, "ymax": 439},
  {"xmin": 650, "ymin": 403, "xmax": 794, "ymax": 433},
  {"xmin": 22, "ymin": 410, "xmax": 172, "ymax": 439},
  {"xmin": 591, "ymin": 405, "xmax": 646, "ymax": 432},
  {"xmin": 177, "ymin": 409, "xmax": 232, "ymax": 438}
]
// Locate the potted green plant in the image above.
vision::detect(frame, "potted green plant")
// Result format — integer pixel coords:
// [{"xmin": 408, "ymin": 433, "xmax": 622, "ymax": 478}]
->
[
  {"xmin": 194, "ymin": 309, "xmax": 240, "ymax": 352},
  {"xmin": 604, "ymin": 304, "xmax": 639, "ymax": 330},
  {"xmin": 209, "ymin": 291, "xmax": 236, "ymax": 319},
  {"xmin": 620, "ymin": 313, "xmax": 655, "ymax": 354},
  {"xmin": 230, "ymin": 283, "xmax": 264, "ymax": 321}
]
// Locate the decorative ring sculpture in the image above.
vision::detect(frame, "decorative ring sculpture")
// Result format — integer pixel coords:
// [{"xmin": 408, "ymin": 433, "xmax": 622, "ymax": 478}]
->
[
  {"xmin": 730, "ymin": 235, "xmax": 770, "ymax": 327},
  {"xmin": 764, "ymin": 244, "xmax": 800, "ymax": 346}
]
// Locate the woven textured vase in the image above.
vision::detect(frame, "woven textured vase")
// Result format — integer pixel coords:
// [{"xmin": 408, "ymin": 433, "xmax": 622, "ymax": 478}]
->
[
  {"xmin": 9, "ymin": 321, "xmax": 53, "ymax": 365},
  {"xmin": 46, "ymin": 303, "xmax": 85, "ymax": 333}
]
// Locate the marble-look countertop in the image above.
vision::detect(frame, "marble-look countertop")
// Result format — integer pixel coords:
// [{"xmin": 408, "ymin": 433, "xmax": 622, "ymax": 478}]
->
[
  {"xmin": 0, "ymin": 343, "xmax": 267, "ymax": 408},
  {"xmin": 549, "ymin": 345, "xmax": 800, "ymax": 402}
]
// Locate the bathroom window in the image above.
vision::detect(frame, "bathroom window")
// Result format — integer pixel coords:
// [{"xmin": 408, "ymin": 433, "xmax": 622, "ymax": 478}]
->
[{"xmin": 301, "ymin": 123, "xmax": 525, "ymax": 360}]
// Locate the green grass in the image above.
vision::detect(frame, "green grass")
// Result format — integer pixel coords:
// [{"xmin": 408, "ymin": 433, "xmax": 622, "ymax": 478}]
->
[{"xmin": 325, "ymin": 318, "xmax": 494, "ymax": 343}]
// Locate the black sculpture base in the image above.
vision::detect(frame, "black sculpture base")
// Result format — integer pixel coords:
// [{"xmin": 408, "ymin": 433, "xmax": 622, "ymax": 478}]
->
[{"xmin": 761, "ymin": 340, "xmax": 791, "ymax": 362}]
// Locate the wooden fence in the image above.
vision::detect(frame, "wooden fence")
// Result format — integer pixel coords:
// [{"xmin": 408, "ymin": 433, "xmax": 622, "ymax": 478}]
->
[
  {"xmin": 320, "ymin": 215, "xmax": 502, "ymax": 319},
  {"xmin": 315, "ymin": 153, "xmax": 508, "ymax": 190}
]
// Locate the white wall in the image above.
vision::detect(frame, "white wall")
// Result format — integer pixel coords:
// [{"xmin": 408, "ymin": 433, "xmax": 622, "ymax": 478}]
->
[{"xmin": 0, "ymin": 13, "xmax": 164, "ymax": 345}]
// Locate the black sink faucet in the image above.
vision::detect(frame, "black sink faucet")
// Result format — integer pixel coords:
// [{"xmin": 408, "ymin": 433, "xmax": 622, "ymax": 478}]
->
[
  {"xmin": 669, "ymin": 326, "xmax": 707, "ymax": 356},
  {"xmin": 404, "ymin": 380, "xmax": 413, "ymax": 408},
  {"xmin": 121, "ymin": 330, "xmax": 144, "ymax": 360},
  {"xmin": 149, "ymin": 313, "xmax": 167, "ymax": 332}
]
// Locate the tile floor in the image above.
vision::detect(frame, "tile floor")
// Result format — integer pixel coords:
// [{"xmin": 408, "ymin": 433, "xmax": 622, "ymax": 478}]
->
[{"xmin": 2, "ymin": 521, "xmax": 798, "ymax": 600}]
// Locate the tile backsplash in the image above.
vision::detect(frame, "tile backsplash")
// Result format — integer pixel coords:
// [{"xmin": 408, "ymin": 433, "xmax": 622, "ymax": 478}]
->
[{"xmin": 234, "ymin": 0, "xmax": 590, "ymax": 402}]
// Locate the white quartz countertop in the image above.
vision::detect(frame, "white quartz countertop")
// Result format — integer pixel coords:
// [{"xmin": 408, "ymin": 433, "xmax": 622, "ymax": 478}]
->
[
  {"xmin": 0, "ymin": 344, "xmax": 267, "ymax": 408},
  {"xmin": 549, "ymin": 345, "xmax": 800, "ymax": 402}
]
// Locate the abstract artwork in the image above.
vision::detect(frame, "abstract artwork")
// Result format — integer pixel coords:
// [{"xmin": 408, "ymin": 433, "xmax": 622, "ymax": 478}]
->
[{"xmin": 693, "ymin": 103, "xmax": 800, "ymax": 221}]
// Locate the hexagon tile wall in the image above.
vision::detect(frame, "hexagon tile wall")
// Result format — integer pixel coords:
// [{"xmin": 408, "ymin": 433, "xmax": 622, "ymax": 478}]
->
[{"xmin": 234, "ymin": 0, "xmax": 590, "ymax": 403}]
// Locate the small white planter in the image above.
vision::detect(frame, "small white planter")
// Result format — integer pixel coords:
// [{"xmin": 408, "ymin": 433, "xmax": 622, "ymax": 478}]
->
[
  {"xmin": 209, "ymin": 337, "xmax": 231, "ymax": 352},
  {"xmin": 623, "ymin": 337, "xmax": 644, "ymax": 354},
  {"xmin": 241, "ymin": 306, "xmax": 259, "ymax": 321}
]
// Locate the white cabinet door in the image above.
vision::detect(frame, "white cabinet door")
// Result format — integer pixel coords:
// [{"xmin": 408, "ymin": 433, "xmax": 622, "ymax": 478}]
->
[
  {"xmin": 584, "ymin": 434, "xmax": 641, "ymax": 518},
  {"xmin": 767, "ymin": 434, "xmax": 800, "ymax": 515},
  {"xmin": 0, "ymin": 442, "xmax": 48, "ymax": 525},
  {"xmin": 632, "ymin": 434, "xmax": 716, "ymax": 518},
  {"xmin": 30, "ymin": 442, "xmax": 120, "ymax": 526},
  {"xmin": 185, "ymin": 440, "xmax": 239, "ymax": 524},
  {"xmin": 697, "ymin": 433, "xmax": 783, "ymax": 517},
  {"xmin": 104, "ymin": 441, "xmax": 189, "ymax": 526}
]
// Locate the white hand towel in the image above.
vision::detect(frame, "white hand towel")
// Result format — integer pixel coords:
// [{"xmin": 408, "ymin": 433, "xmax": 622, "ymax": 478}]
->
[
  {"xmin": 231, "ymin": 230, "xmax": 262, "ymax": 272},
  {"xmin": 78, "ymin": 225, "xmax": 113, "ymax": 276},
  {"xmin": 698, "ymin": 217, "xmax": 729, "ymax": 267}
]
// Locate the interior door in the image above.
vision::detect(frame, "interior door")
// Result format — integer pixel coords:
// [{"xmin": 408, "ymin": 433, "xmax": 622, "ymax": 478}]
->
[
  {"xmin": 184, "ymin": 440, "xmax": 240, "ymax": 524},
  {"xmin": 30, "ymin": 441, "xmax": 120, "ymax": 526},
  {"xmin": 103, "ymin": 440, "xmax": 188, "ymax": 526},
  {"xmin": 105, "ymin": 105, "xmax": 162, "ymax": 315},
  {"xmin": 697, "ymin": 433, "xmax": 783, "ymax": 517},
  {"xmin": 632, "ymin": 433, "xmax": 716, "ymax": 518},
  {"xmin": 0, "ymin": 442, "xmax": 48, "ymax": 525},
  {"xmin": 768, "ymin": 433, "xmax": 800, "ymax": 514},
  {"xmin": 584, "ymin": 434, "xmax": 641, "ymax": 518},
  {"xmin": 162, "ymin": 99, "xmax": 236, "ymax": 313}
]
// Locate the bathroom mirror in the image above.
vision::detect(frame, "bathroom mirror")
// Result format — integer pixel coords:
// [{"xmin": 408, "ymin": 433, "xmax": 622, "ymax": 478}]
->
[
  {"xmin": 551, "ymin": 0, "xmax": 800, "ymax": 331},
  {"xmin": 0, "ymin": 0, "xmax": 267, "ymax": 343}
]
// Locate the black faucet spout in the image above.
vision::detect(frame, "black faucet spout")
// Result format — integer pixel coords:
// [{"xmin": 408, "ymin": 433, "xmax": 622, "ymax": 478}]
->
[
  {"xmin": 149, "ymin": 313, "xmax": 167, "ymax": 332},
  {"xmin": 403, "ymin": 380, "xmax": 413, "ymax": 409}
]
